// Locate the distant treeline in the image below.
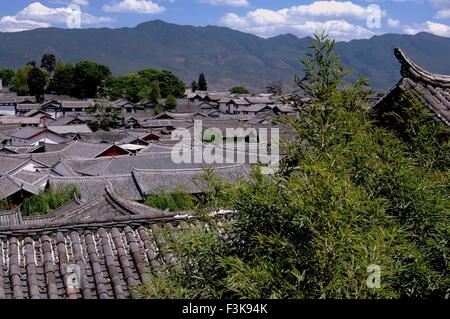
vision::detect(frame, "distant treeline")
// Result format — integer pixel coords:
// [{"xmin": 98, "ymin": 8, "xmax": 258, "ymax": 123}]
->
[{"xmin": 0, "ymin": 53, "xmax": 185, "ymax": 103}]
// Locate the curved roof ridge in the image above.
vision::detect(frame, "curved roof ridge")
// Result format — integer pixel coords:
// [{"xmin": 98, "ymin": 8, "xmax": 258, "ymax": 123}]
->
[
  {"xmin": 49, "ymin": 173, "xmax": 134, "ymax": 180},
  {"xmin": 104, "ymin": 183, "xmax": 169, "ymax": 218},
  {"xmin": 131, "ymin": 163, "xmax": 248, "ymax": 173},
  {"xmin": 395, "ymin": 48, "xmax": 450, "ymax": 86}
]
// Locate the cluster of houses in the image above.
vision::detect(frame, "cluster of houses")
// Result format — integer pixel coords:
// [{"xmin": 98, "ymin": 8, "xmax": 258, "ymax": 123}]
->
[{"xmin": 0, "ymin": 49, "xmax": 448, "ymax": 299}]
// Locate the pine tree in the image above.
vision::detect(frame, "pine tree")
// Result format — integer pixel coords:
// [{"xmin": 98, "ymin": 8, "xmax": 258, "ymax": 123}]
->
[
  {"xmin": 191, "ymin": 80, "xmax": 198, "ymax": 92},
  {"xmin": 198, "ymin": 73, "xmax": 207, "ymax": 91}
]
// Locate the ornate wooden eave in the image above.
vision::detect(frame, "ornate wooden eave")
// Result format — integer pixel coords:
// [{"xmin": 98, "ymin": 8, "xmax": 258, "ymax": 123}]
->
[{"xmin": 373, "ymin": 49, "xmax": 450, "ymax": 128}]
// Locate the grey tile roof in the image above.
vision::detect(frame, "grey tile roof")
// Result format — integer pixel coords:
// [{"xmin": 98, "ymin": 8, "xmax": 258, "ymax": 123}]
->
[
  {"xmin": 8, "ymin": 127, "xmax": 48, "ymax": 139},
  {"xmin": 48, "ymin": 116, "xmax": 86, "ymax": 126},
  {"xmin": 0, "ymin": 208, "xmax": 22, "ymax": 226},
  {"xmin": 48, "ymin": 174, "xmax": 143, "ymax": 201},
  {"xmin": 0, "ymin": 175, "xmax": 39, "ymax": 199},
  {"xmin": 0, "ymin": 157, "xmax": 33, "ymax": 176},
  {"xmin": 133, "ymin": 163, "xmax": 251, "ymax": 195},
  {"xmin": 373, "ymin": 48, "xmax": 450, "ymax": 127},
  {"xmin": 16, "ymin": 104, "xmax": 40, "ymax": 111},
  {"xmin": 48, "ymin": 125, "xmax": 93, "ymax": 135},
  {"xmin": 0, "ymin": 117, "xmax": 42, "ymax": 125},
  {"xmin": 11, "ymin": 171, "xmax": 49, "ymax": 186},
  {"xmin": 61, "ymin": 101, "xmax": 94, "ymax": 109},
  {"xmin": 0, "ymin": 186, "xmax": 225, "ymax": 299}
]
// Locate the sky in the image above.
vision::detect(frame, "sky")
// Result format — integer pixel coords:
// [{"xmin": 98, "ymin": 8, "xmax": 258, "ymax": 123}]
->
[{"xmin": 0, "ymin": 0, "xmax": 449, "ymax": 41}]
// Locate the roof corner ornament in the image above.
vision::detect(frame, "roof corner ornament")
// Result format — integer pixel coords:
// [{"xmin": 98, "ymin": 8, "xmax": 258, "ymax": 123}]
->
[{"xmin": 394, "ymin": 48, "xmax": 412, "ymax": 79}]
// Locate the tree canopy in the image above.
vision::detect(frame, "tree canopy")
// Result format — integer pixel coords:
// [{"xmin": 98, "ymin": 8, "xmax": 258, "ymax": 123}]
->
[
  {"xmin": 230, "ymin": 86, "xmax": 250, "ymax": 94},
  {"xmin": 198, "ymin": 73, "xmax": 207, "ymax": 91},
  {"xmin": 0, "ymin": 69, "xmax": 15, "ymax": 87}
]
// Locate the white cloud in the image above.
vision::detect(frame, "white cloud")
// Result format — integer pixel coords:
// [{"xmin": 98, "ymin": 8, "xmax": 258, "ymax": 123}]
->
[
  {"xmin": 219, "ymin": 1, "xmax": 381, "ymax": 41},
  {"xmin": 435, "ymin": 9, "xmax": 450, "ymax": 19},
  {"xmin": 73, "ymin": 0, "xmax": 90, "ymax": 5},
  {"xmin": 102, "ymin": 0, "xmax": 166, "ymax": 14},
  {"xmin": 284, "ymin": 1, "xmax": 385, "ymax": 20},
  {"xmin": 388, "ymin": 18, "xmax": 400, "ymax": 28},
  {"xmin": 0, "ymin": 16, "xmax": 51, "ymax": 33},
  {"xmin": 0, "ymin": 2, "xmax": 113, "ymax": 32},
  {"xmin": 48, "ymin": 0, "xmax": 89, "ymax": 5},
  {"xmin": 15, "ymin": 2, "xmax": 112, "ymax": 25},
  {"xmin": 404, "ymin": 21, "xmax": 450, "ymax": 37},
  {"xmin": 199, "ymin": 0, "xmax": 250, "ymax": 7}
]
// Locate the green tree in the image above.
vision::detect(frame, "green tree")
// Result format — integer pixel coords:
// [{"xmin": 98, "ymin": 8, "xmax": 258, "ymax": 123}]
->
[
  {"xmin": 21, "ymin": 187, "xmax": 79, "ymax": 216},
  {"xmin": 73, "ymin": 60, "xmax": 111, "ymax": 99},
  {"xmin": 266, "ymin": 80, "xmax": 283, "ymax": 95},
  {"xmin": 94, "ymin": 103, "xmax": 124, "ymax": 131},
  {"xmin": 48, "ymin": 61, "xmax": 75, "ymax": 95},
  {"xmin": 138, "ymin": 68, "xmax": 185, "ymax": 98},
  {"xmin": 0, "ymin": 69, "xmax": 15, "ymax": 87},
  {"xmin": 41, "ymin": 53, "xmax": 57, "ymax": 75},
  {"xmin": 27, "ymin": 67, "xmax": 47, "ymax": 102},
  {"xmin": 145, "ymin": 188, "xmax": 194, "ymax": 211},
  {"xmin": 139, "ymin": 80, "xmax": 161, "ymax": 104},
  {"xmin": 230, "ymin": 86, "xmax": 250, "ymax": 94},
  {"xmin": 191, "ymin": 80, "xmax": 198, "ymax": 93},
  {"xmin": 12, "ymin": 65, "xmax": 33, "ymax": 95},
  {"xmin": 165, "ymin": 95, "xmax": 177, "ymax": 111},
  {"xmin": 198, "ymin": 73, "xmax": 207, "ymax": 91}
]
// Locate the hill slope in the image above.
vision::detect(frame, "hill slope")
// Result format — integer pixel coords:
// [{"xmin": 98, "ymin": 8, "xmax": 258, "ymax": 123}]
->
[{"xmin": 1, "ymin": 20, "xmax": 450, "ymax": 90}]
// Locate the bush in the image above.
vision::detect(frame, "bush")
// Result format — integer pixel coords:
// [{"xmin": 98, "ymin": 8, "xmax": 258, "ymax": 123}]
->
[
  {"xmin": 21, "ymin": 186, "xmax": 79, "ymax": 216},
  {"xmin": 136, "ymin": 33, "xmax": 450, "ymax": 299},
  {"xmin": 145, "ymin": 188, "xmax": 195, "ymax": 211}
]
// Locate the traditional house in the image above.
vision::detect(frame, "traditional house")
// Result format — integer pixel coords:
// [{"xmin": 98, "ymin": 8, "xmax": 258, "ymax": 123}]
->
[
  {"xmin": 373, "ymin": 48, "xmax": 450, "ymax": 129},
  {"xmin": 115, "ymin": 99, "xmax": 140, "ymax": 113},
  {"xmin": 62, "ymin": 101, "xmax": 95, "ymax": 116},
  {"xmin": 0, "ymin": 96, "xmax": 17, "ymax": 116},
  {"xmin": 40, "ymin": 100, "xmax": 63, "ymax": 118},
  {"xmin": 8, "ymin": 127, "xmax": 65, "ymax": 146}
]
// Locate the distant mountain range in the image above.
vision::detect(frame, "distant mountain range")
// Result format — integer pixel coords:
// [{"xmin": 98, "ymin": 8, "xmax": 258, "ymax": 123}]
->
[{"xmin": 1, "ymin": 20, "xmax": 450, "ymax": 91}]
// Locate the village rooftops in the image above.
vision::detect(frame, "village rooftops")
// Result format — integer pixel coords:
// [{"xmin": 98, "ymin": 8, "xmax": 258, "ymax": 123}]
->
[
  {"xmin": 61, "ymin": 100, "xmax": 95, "ymax": 109},
  {"xmin": 373, "ymin": 48, "xmax": 450, "ymax": 127},
  {"xmin": 0, "ymin": 185, "xmax": 234, "ymax": 299}
]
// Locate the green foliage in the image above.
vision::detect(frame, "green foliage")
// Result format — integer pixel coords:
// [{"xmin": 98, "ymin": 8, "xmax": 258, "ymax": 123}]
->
[
  {"xmin": 0, "ymin": 69, "xmax": 15, "ymax": 87},
  {"xmin": 136, "ymin": 33, "xmax": 450, "ymax": 299},
  {"xmin": 198, "ymin": 73, "xmax": 207, "ymax": 91},
  {"xmin": 41, "ymin": 54, "xmax": 56, "ymax": 74},
  {"xmin": 27, "ymin": 67, "xmax": 47, "ymax": 102},
  {"xmin": 266, "ymin": 80, "xmax": 283, "ymax": 95},
  {"xmin": 191, "ymin": 80, "xmax": 198, "ymax": 93},
  {"xmin": 139, "ymin": 80, "xmax": 161, "ymax": 104},
  {"xmin": 48, "ymin": 61, "xmax": 75, "ymax": 95},
  {"xmin": 144, "ymin": 188, "xmax": 194, "ymax": 211},
  {"xmin": 21, "ymin": 187, "xmax": 79, "ymax": 217},
  {"xmin": 12, "ymin": 65, "xmax": 33, "ymax": 95},
  {"xmin": 138, "ymin": 69, "xmax": 185, "ymax": 98},
  {"xmin": 164, "ymin": 95, "xmax": 177, "ymax": 111},
  {"xmin": 230, "ymin": 86, "xmax": 250, "ymax": 94},
  {"xmin": 153, "ymin": 104, "xmax": 165, "ymax": 115},
  {"xmin": 72, "ymin": 60, "xmax": 111, "ymax": 99},
  {"xmin": 94, "ymin": 104, "xmax": 124, "ymax": 131}
]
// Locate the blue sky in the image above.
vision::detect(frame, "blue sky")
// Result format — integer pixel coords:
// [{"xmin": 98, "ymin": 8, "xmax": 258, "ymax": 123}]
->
[{"xmin": 0, "ymin": 0, "xmax": 449, "ymax": 41}]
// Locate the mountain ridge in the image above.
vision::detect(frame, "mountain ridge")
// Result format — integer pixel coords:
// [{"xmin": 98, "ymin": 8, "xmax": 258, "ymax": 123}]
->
[{"xmin": 1, "ymin": 20, "xmax": 450, "ymax": 90}]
